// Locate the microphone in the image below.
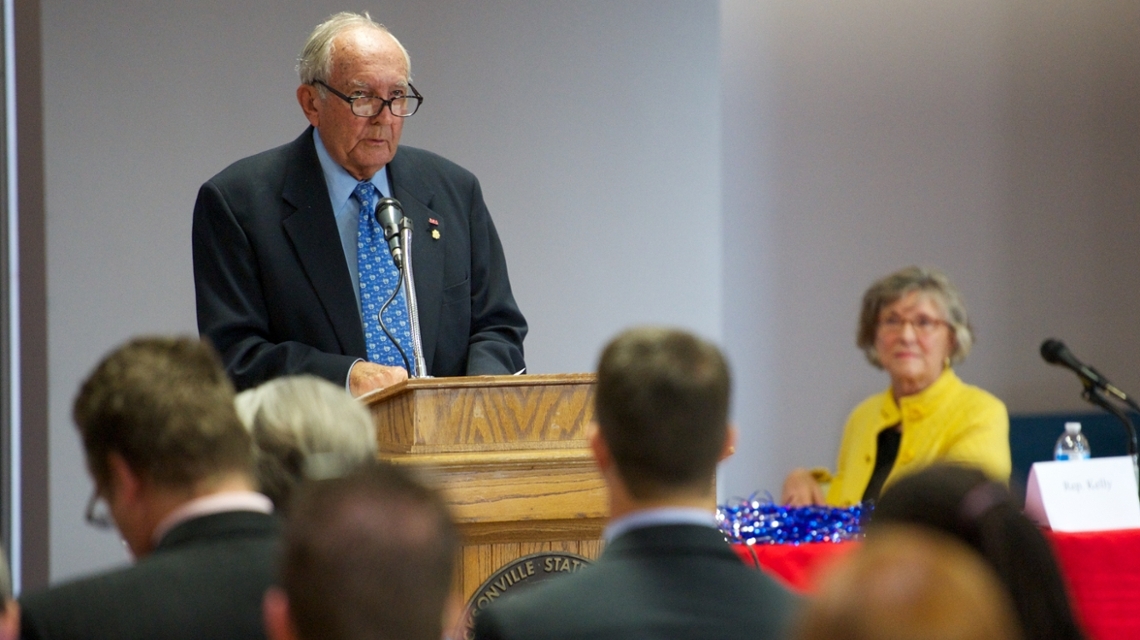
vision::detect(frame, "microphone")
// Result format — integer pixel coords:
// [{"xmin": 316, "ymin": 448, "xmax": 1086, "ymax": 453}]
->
[
  {"xmin": 1040, "ymin": 338, "xmax": 1129, "ymax": 402},
  {"xmin": 375, "ymin": 197, "xmax": 404, "ymax": 269}
]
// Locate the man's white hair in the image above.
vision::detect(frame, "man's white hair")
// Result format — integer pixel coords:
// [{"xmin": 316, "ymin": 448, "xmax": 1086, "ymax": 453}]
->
[{"xmin": 296, "ymin": 11, "xmax": 412, "ymax": 88}]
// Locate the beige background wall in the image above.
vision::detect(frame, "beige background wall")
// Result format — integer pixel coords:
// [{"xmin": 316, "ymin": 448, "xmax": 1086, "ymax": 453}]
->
[{"xmin": 720, "ymin": 0, "xmax": 1140, "ymax": 501}]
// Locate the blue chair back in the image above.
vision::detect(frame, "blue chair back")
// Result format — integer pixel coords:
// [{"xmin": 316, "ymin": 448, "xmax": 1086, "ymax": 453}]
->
[{"xmin": 1008, "ymin": 411, "xmax": 1138, "ymax": 504}]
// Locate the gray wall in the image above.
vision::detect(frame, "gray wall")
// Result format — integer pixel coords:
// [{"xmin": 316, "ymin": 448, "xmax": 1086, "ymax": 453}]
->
[
  {"xmin": 36, "ymin": 0, "xmax": 1139, "ymax": 583},
  {"xmin": 40, "ymin": 1, "xmax": 720, "ymax": 581}
]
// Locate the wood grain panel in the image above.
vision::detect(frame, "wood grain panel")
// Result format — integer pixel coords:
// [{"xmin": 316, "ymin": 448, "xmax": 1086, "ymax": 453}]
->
[
  {"xmin": 365, "ymin": 375, "xmax": 606, "ymax": 608},
  {"xmin": 455, "ymin": 518, "xmax": 606, "ymax": 545},
  {"xmin": 382, "ymin": 448, "xmax": 608, "ymax": 524},
  {"xmin": 367, "ymin": 374, "xmax": 596, "ymax": 453}
]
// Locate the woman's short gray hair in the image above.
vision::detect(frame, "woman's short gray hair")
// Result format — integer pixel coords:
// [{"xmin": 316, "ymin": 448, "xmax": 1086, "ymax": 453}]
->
[
  {"xmin": 856, "ymin": 266, "xmax": 974, "ymax": 368},
  {"xmin": 235, "ymin": 375, "xmax": 377, "ymax": 509},
  {"xmin": 296, "ymin": 11, "xmax": 412, "ymax": 87}
]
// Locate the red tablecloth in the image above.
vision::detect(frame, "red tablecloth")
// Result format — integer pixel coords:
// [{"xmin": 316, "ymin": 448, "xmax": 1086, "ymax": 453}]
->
[
  {"xmin": 731, "ymin": 540, "xmax": 855, "ymax": 593},
  {"xmin": 1048, "ymin": 529, "xmax": 1140, "ymax": 640},
  {"xmin": 733, "ymin": 528, "xmax": 1140, "ymax": 640}
]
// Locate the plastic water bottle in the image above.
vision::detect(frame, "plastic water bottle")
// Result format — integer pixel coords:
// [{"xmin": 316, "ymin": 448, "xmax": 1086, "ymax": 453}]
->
[{"xmin": 1054, "ymin": 422, "xmax": 1090, "ymax": 461}]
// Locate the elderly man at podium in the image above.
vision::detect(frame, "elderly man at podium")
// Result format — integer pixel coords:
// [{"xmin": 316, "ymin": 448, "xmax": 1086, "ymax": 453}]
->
[
  {"xmin": 193, "ymin": 11, "xmax": 527, "ymax": 396},
  {"xmin": 473, "ymin": 327, "xmax": 798, "ymax": 640}
]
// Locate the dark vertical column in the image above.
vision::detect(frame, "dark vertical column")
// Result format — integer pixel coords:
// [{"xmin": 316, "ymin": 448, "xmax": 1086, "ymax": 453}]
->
[{"xmin": 15, "ymin": 0, "xmax": 48, "ymax": 591}]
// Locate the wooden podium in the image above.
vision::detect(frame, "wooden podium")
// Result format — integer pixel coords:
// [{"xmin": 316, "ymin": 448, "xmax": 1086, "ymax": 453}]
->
[{"xmin": 363, "ymin": 373, "xmax": 608, "ymax": 602}]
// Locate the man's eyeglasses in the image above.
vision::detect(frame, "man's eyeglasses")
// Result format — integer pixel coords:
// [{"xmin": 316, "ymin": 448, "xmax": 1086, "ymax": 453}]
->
[
  {"xmin": 878, "ymin": 314, "xmax": 947, "ymax": 336},
  {"xmin": 84, "ymin": 487, "xmax": 113, "ymax": 529},
  {"xmin": 314, "ymin": 80, "xmax": 423, "ymax": 118}
]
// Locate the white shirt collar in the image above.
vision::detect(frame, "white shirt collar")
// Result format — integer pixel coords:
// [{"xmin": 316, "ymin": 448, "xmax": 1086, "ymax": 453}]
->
[{"xmin": 152, "ymin": 491, "xmax": 273, "ymax": 545}]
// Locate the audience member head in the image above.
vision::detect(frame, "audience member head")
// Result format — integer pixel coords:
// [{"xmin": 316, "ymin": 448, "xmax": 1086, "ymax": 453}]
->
[
  {"xmin": 73, "ymin": 336, "xmax": 253, "ymax": 557},
  {"xmin": 797, "ymin": 525, "xmax": 1022, "ymax": 640},
  {"xmin": 264, "ymin": 461, "xmax": 459, "ymax": 640},
  {"xmin": 235, "ymin": 375, "xmax": 377, "ymax": 509},
  {"xmin": 592, "ymin": 327, "xmax": 734, "ymax": 503},
  {"xmin": 0, "ymin": 548, "xmax": 16, "ymax": 640},
  {"xmin": 872, "ymin": 464, "xmax": 1085, "ymax": 640},
  {"xmin": 857, "ymin": 265, "xmax": 973, "ymax": 368}
]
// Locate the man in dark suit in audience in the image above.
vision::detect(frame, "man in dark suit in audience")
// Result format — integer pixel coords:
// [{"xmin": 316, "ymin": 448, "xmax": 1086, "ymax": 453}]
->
[
  {"xmin": 474, "ymin": 327, "xmax": 798, "ymax": 640},
  {"xmin": 262, "ymin": 461, "xmax": 459, "ymax": 640},
  {"xmin": 19, "ymin": 337, "xmax": 279, "ymax": 640}
]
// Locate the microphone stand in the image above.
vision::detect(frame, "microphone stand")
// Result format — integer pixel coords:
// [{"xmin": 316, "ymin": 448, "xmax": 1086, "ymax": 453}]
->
[
  {"xmin": 1080, "ymin": 382, "xmax": 1140, "ymax": 500},
  {"xmin": 396, "ymin": 218, "xmax": 429, "ymax": 378}
]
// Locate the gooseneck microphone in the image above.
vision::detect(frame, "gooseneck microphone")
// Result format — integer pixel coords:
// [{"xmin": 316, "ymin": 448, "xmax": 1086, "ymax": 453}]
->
[
  {"xmin": 1043, "ymin": 339, "xmax": 1140, "ymax": 492},
  {"xmin": 1040, "ymin": 339, "xmax": 1129, "ymax": 402},
  {"xmin": 370, "ymin": 196, "xmax": 428, "ymax": 377},
  {"xmin": 375, "ymin": 197, "xmax": 404, "ymax": 269}
]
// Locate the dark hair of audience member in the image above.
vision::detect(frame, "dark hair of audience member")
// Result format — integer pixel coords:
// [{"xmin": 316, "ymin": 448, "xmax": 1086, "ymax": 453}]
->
[
  {"xmin": 73, "ymin": 336, "xmax": 252, "ymax": 489},
  {"xmin": 797, "ymin": 524, "xmax": 1023, "ymax": 640},
  {"xmin": 594, "ymin": 327, "xmax": 730, "ymax": 499},
  {"xmin": 280, "ymin": 462, "xmax": 459, "ymax": 640},
  {"xmin": 872, "ymin": 464, "xmax": 1085, "ymax": 640}
]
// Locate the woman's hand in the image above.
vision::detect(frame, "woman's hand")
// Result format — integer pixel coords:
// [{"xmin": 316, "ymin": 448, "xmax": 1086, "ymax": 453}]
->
[{"xmin": 781, "ymin": 468, "xmax": 826, "ymax": 506}]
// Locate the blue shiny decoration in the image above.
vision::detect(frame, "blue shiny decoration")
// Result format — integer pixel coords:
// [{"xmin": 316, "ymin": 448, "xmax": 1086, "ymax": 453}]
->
[{"xmin": 717, "ymin": 494, "xmax": 868, "ymax": 545}]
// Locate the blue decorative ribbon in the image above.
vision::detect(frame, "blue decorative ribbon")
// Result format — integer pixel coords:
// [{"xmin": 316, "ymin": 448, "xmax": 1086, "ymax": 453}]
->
[{"xmin": 717, "ymin": 494, "xmax": 868, "ymax": 545}]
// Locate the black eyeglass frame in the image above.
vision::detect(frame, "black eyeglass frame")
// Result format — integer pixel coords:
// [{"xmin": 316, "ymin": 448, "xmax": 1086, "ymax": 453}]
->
[
  {"xmin": 84, "ymin": 487, "xmax": 113, "ymax": 529},
  {"xmin": 314, "ymin": 80, "xmax": 423, "ymax": 118}
]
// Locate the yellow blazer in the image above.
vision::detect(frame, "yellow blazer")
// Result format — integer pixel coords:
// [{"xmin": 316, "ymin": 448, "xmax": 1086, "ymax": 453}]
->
[{"xmin": 819, "ymin": 368, "xmax": 1011, "ymax": 507}]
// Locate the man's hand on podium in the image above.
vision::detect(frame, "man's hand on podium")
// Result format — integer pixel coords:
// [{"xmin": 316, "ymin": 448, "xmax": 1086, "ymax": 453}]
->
[{"xmin": 349, "ymin": 361, "xmax": 409, "ymax": 397}]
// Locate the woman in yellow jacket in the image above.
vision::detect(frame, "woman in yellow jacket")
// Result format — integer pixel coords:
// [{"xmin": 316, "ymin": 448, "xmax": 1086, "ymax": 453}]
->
[{"xmin": 781, "ymin": 267, "xmax": 1010, "ymax": 507}]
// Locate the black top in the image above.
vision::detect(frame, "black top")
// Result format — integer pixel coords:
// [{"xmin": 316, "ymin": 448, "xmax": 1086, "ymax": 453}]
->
[{"xmin": 862, "ymin": 425, "xmax": 901, "ymax": 502}]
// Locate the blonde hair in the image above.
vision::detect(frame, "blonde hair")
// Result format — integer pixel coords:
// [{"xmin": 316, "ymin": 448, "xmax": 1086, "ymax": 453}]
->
[
  {"xmin": 235, "ymin": 375, "xmax": 377, "ymax": 508},
  {"xmin": 797, "ymin": 525, "xmax": 1022, "ymax": 640}
]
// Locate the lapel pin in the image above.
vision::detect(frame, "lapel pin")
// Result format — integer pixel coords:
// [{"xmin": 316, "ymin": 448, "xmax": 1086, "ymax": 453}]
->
[{"xmin": 428, "ymin": 218, "xmax": 441, "ymax": 240}]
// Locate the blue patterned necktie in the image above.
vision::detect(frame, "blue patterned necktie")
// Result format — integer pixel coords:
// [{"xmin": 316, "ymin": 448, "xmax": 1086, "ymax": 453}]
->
[{"xmin": 355, "ymin": 181, "xmax": 415, "ymax": 374}]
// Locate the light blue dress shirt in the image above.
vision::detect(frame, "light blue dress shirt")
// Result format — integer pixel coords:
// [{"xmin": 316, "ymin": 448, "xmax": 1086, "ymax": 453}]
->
[
  {"xmin": 312, "ymin": 128, "xmax": 392, "ymax": 320},
  {"xmin": 602, "ymin": 507, "xmax": 717, "ymax": 543}
]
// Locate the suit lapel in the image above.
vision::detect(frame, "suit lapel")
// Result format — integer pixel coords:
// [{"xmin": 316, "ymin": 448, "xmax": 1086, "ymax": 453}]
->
[
  {"xmin": 388, "ymin": 150, "xmax": 444, "ymax": 373},
  {"xmin": 281, "ymin": 130, "xmax": 367, "ymax": 357}
]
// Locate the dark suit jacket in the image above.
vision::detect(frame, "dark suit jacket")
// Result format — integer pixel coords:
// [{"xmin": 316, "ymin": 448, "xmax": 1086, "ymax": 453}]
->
[
  {"xmin": 193, "ymin": 128, "xmax": 527, "ymax": 390},
  {"xmin": 19, "ymin": 511, "xmax": 280, "ymax": 640},
  {"xmin": 473, "ymin": 524, "xmax": 799, "ymax": 640}
]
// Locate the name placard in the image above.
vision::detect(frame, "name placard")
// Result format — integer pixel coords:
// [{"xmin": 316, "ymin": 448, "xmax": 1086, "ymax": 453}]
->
[{"xmin": 1024, "ymin": 456, "xmax": 1140, "ymax": 532}]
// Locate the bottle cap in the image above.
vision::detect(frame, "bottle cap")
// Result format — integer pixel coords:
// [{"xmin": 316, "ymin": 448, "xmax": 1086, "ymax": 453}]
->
[{"xmin": 1064, "ymin": 422, "xmax": 1082, "ymax": 435}]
